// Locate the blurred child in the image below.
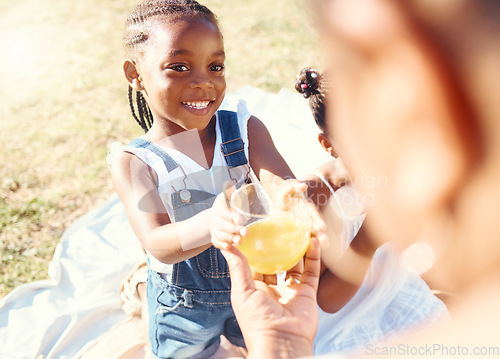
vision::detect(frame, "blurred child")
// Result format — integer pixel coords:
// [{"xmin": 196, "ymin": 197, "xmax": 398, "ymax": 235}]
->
[{"xmin": 296, "ymin": 67, "xmax": 449, "ymax": 355}]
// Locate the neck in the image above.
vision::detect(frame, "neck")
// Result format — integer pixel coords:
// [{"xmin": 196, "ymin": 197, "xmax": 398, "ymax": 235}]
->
[
  {"xmin": 145, "ymin": 115, "xmax": 217, "ymax": 169},
  {"xmin": 198, "ymin": 115, "xmax": 217, "ymax": 168},
  {"xmin": 409, "ymin": 267, "xmax": 500, "ymax": 348},
  {"xmin": 146, "ymin": 118, "xmax": 185, "ymax": 140},
  {"xmin": 197, "ymin": 114, "xmax": 216, "ymax": 141}
]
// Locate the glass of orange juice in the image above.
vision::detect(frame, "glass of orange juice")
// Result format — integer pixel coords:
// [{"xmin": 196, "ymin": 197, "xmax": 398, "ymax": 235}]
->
[{"xmin": 230, "ymin": 181, "xmax": 311, "ymax": 275}]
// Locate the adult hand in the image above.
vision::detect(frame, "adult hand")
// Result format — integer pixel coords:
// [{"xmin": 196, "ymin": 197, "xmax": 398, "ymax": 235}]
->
[{"xmin": 221, "ymin": 236, "xmax": 321, "ymax": 358}]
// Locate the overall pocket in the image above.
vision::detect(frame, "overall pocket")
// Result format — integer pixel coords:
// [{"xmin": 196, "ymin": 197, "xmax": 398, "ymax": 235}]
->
[{"xmin": 195, "ymin": 246, "xmax": 230, "ymax": 279}]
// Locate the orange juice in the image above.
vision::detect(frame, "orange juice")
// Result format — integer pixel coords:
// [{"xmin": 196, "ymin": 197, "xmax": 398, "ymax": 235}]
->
[{"xmin": 237, "ymin": 215, "xmax": 310, "ymax": 274}]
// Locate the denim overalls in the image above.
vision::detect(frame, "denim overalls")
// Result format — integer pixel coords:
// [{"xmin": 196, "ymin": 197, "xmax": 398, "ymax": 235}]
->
[{"xmin": 124, "ymin": 110, "xmax": 249, "ymax": 359}]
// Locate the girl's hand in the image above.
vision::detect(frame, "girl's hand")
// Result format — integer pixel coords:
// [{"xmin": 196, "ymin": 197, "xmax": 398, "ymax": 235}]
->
[
  {"xmin": 210, "ymin": 187, "xmax": 247, "ymax": 251},
  {"xmin": 260, "ymin": 171, "xmax": 329, "ymax": 248},
  {"xmin": 274, "ymin": 178, "xmax": 308, "ymax": 211},
  {"xmin": 274, "ymin": 178, "xmax": 329, "ymax": 249}
]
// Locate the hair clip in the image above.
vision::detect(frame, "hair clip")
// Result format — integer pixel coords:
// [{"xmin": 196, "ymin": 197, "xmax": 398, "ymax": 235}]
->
[{"xmin": 301, "ymin": 83, "xmax": 308, "ymax": 89}]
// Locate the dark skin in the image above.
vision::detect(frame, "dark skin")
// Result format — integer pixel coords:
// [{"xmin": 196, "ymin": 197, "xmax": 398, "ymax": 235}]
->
[{"xmin": 317, "ymin": 227, "xmax": 376, "ymax": 313}]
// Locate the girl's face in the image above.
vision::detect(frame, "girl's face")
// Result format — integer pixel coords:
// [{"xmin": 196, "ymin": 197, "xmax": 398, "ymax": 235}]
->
[{"xmin": 137, "ymin": 17, "xmax": 226, "ymax": 133}]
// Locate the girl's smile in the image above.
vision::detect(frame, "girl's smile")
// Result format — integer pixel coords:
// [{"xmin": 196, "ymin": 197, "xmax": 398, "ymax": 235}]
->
[
  {"xmin": 181, "ymin": 99, "xmax": 216, "ymax": 115},
  {"xmin": 182, "ymin": 101, "xmax": 211, "ymax": 110}
]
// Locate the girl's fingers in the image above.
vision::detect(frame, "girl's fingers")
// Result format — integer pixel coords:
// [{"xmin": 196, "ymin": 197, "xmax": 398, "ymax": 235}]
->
[
  {"xmin": 211, "ymin": 228, "xmax": 241, "ymax": 249},
  {"xmin": 210, "ymin": 193, "xmax": 246, "ymax": 249},
  {"xmin": 211, "ymin": 236, "xmax": 231, "ymax": 250}
]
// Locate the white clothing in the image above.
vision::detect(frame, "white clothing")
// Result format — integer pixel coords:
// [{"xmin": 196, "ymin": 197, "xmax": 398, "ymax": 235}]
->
[{"xmin": 313, "ymin": 178, "xmax": 449, "ymax": 356}]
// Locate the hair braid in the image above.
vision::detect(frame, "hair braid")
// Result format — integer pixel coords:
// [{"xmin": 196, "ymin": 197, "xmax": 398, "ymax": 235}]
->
[
  {"xmin": 124, "ymin": 0, "xmax": 219, "ymax": 52},
  {"xmin": 144, "ymin": 97, "xmax": 154, "ymax": 130},
  {"xmin": 136, "ymin": 90, "xmax": 152, "ymax": 132},
  {"xmin": 142, "ymin": 92, "xmax": 154, "ymax": 130},
  {"xmin": 128, "ymin": 85, "xmax": 149, "ymax": 132}
]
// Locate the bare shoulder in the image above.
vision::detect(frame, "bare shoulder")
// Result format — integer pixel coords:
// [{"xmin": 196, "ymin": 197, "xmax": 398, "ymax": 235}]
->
[
  {"xmin": 247, "ymin": 115, "xmax": 295, "ymax": 179},
  {"xmin": 109, "ymin": 149, "xmax": 155, "ymax": 189},
  {"xmin": 247, "ymin": 115, "xmax": 275, "ymax": 151},
  {"xmin": 247, "ymin": 115, "xmax": 267, "ymax": 131},
  {"xmin": 110, "ymin": 150, "xmax": 138, "ymax": 179},
  {"xmin": 247, "ymin": 115, "xmax": 273, "ymax": 141}
]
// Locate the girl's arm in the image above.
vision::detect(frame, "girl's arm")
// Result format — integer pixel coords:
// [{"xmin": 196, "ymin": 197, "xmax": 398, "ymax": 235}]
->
[
  {"xmin": 111, "ymin": 151, "xmax": 215, "ymax": 264},
  {"xmin": 247, "ymin": 116, "xmax": 295, "ymax": 180}
]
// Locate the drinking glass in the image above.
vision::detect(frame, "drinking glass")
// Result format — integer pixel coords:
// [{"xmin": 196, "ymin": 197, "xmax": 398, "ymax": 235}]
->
[{"xmin": 230, "ymin": 181, "xmax": 311, "ymax": 275}]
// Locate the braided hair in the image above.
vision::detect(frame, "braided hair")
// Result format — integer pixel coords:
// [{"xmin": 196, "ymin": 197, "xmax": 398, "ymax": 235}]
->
[
  {"xmin": 295, "ymin": 67, "xmax": 327, "ymax": 133},
  {"xmin": 123, "ymin": 0, "xmax": 220, "ymax": 132}
]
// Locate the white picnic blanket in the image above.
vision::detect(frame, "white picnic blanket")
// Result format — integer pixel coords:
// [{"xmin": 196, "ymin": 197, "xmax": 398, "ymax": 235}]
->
[
  {"xmin": 0, "ymin": 87, "xmax": 331, "ymax": 359},
  {"xmin": 0, "ymin": 195, "xmax": 144, "ymax": 359}
]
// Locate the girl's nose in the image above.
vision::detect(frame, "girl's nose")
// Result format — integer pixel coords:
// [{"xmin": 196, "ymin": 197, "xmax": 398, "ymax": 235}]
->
[{"xmin": 190, "ymin": 71, "xmax": 214, "ymax": 89}]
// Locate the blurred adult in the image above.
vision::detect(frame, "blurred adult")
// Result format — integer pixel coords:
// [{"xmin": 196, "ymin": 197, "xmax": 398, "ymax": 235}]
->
[{"xmin": 220, "ymin": 0, "xmax": 500, "ymax": 357}]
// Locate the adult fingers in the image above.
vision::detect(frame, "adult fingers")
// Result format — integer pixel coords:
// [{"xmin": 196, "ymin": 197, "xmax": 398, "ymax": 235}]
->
[
  {"xmin": 220, "ymin": 246, "xmax": 256, "ymax": 303},
  {"xmin": 285, "ymin": 259, "xmax": 304, "ymax": 284},
  {"xmin": 300, "ymin": 236, "xmax": 321, "ymax": 292}
]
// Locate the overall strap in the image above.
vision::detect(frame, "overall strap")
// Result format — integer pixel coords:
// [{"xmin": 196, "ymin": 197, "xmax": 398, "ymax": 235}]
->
[
  {"xmin": 127, "ymin": 138, "xmax": 179, "ymax": 172},
  {"xmin": 218, "ymin": 110, "xmax": 248, "ymax": 169}
]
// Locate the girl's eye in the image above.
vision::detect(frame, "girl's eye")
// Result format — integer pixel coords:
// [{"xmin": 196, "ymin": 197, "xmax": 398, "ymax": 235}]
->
[
  {"xmin": 168, "ymin": 64, "xmax": 189, "ymax": 72},
  {"xmin": 210, "ymin": 64, "xmax": 224, "ymax": 72}
]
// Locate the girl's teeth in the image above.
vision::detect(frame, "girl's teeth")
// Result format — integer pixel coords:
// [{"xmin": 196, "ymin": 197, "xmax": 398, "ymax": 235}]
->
[{"xmin": 183, "ymin": 101, "xmax": 210, "ymax": 109}]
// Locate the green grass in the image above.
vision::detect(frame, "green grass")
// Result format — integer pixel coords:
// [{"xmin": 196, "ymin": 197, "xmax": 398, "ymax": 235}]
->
[{"xmin": 0, "ymin": 0, "xmax": 321, "ymax": 298}]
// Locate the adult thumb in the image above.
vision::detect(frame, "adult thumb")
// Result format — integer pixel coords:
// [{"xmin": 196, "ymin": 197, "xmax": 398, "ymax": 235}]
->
[{"xmin": 221, "ymin": 246, "xmax": 256, "ymax": 300}]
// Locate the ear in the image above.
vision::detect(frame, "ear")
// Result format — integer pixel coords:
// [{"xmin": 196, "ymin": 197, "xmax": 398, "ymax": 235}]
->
[
  {"xmin": 123, "ymin": 59, "xmax": 144, "ymax": 91},
  {"xmin": 318, "ymin": 132, "xmax": 339, "ymax": 158}
]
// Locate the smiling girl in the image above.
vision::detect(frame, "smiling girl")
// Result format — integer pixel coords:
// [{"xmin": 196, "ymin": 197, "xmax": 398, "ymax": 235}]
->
[{"xmin": 109, "ymin": 1, "xmax": 297, "ymax": 358}]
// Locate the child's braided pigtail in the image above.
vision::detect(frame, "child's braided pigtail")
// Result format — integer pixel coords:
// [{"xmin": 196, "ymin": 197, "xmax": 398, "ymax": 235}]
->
[{"xmin": 128, "ymin": 85, "xmax": 150, "ymax": 133}]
